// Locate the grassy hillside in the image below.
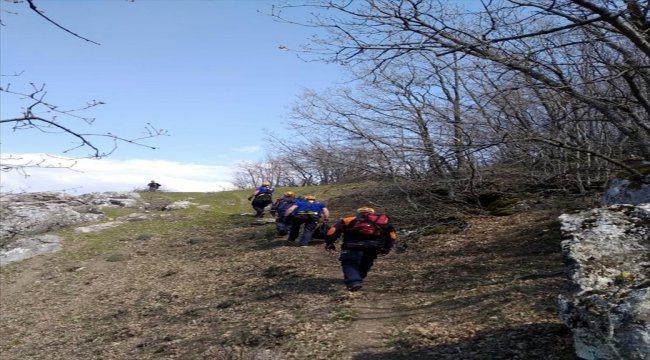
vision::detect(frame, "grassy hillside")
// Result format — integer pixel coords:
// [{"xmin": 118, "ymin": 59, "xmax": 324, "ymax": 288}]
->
[{"xmin": 0, "ymin": 185, "xmax": 578, "ymax": 359}]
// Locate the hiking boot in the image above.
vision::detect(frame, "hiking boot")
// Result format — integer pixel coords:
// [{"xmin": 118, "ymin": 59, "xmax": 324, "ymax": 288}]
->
[{"xmin": 347, "ymin": 283, "xmax": 363, "ymax": 292}]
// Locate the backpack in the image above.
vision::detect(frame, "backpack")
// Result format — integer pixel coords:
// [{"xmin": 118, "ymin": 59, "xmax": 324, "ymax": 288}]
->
[
  {"xmin": 277, "ymin": 198, "xmax": 295, "ymax": 212},
  {"xmin": 253, "ymin": 192, "xmax": 272, "ymax": 206},
  {"xmin": 347, "ymin": 213, "xmax": 389, "ymax": 236},
  {"xmin": 272, "ymin": 198, "xmax": 295, "ymax": 216}
]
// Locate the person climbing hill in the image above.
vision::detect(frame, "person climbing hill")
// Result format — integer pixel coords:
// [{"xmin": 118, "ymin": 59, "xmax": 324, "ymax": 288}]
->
[
  {"xmin": 247, "ymin": 181, "xmax": 274, "ymax": 217},
  {"xmin": 284, "ymin": 195, "xmax": 329, "ymax": 246},
  {"xmin": 325, "ymin": 207, "xmax": 396, "ymax": 291},
  {"xmin": 270, "ymin": 191, "xmax": 297, "ymax": 236}
]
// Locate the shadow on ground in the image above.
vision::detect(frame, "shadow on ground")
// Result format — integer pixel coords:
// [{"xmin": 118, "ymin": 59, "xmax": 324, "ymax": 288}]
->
[{"xmin": 352, "ymin": 323, "xmax": 577, "ymax": 360}]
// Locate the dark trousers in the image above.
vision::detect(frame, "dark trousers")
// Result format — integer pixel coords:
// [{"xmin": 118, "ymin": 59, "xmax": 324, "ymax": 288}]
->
[
  {"xmin": 252, "ymin": 201, "xmax": 270, "ymax": 217},
  {"xmin": 275, "ymin": 215, "xmax": 291, "ymax": 235},
  {"xmin": 288, "ymin": 217, "xmax": 317, "ymax": 245},
  {"xmin": 339, "ymin": 249, "xmax": 378, "ymax": 287}
]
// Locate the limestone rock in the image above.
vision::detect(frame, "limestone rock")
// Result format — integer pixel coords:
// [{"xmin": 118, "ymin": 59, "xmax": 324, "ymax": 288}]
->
[
  {"xmin": 0, "ymin": 234, "xmax": 63, "ymax": 266},
  {"xmin": 0, "ymin": 191, "xmax": 148, "ymax": 265},
  {"xmin": 558, "ymin": 203, "xmax": 650, "ymax": 360},
  {"xmin": 77, "ymin": 191, "xmax": 143, "ymax": 208},
  {"xmin": 0, "ymin": 191, "xmax": 143, "ymax": 240},
  {"xmin": 163, "ymin": 201, "xmax": 194, "ymax": 210},
  {"xmin": 0, "ymin": 192, "xmax": 102, "ymax": 240},
  {"xmin": 601, "ymin": 178, "xmax": 650, "ymax": 206},
  {"xmin": 74, "ymin": 221, "xmax": 123, "ymax": 234},
  {"xmin": 601, "ymin": 162, "xmax": 649, "ymax": 206}
]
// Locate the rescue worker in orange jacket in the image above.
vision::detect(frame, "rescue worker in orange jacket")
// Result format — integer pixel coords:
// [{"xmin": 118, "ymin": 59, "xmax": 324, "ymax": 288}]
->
[{"xmin": 325, "ymin": 207, "xmax": 396, "ymax": 291}]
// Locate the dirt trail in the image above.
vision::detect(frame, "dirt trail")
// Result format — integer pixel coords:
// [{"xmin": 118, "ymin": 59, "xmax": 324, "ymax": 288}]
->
[
  {"xmin": 310, "ymin": 246, "xmax": 396, "ymax": 357},
  {"xmin": 343, "ymin": 282, "xmax": 396, "ymax": 355},
  {"xmin": 295, "ymin": 211, "xmax": 577, "ymax": 359}
]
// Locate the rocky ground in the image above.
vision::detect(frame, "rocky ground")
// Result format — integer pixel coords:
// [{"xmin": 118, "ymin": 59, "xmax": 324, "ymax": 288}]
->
[{"xmin": 0, "ymin": 191, "xmax": 577, "ymax": 359}]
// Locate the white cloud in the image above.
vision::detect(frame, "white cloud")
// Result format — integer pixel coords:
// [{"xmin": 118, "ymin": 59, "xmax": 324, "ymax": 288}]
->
[
  {"xmin": 0, "ymin": 153, "xmax": 235, "ymax": 194},
  {"xmin": 233, "ymin": 145, "xmax": 262, "ymax": 153}
]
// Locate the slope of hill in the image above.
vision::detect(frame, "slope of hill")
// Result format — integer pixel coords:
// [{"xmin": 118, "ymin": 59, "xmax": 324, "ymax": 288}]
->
[{"xmin": 0, "ymin": 187, "xmax": 579, "ymax": 359}]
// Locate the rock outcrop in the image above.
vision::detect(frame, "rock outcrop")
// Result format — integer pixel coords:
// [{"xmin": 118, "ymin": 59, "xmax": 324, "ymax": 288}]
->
[
  {"xmin": 0, "ymin": 192, "xmax": 206, "ymax": 266},
  {"xmin": 602, "ymin": 177, "xmax": 650, "ymax": 206},
  {"xmin": 0, "ymin": 235, "xmax": 64, "ymax": 266},
  {"xmin": 0, "ymin": 192, "xmax": 143, "ymax": 241},
  {"xmin": 558, "ymin": 203, "xmax": 650, "ymax": 359},
  {"xmin": 0, "ymin": 192, "xmax": 148, "ymax": 266}
]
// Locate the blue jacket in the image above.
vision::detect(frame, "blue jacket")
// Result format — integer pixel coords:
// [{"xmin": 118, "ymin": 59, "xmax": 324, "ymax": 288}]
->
[
  {"xmin": 292, "ymin": 200, "xmax": 327, "ymax": 219},
  {"xmin": 256, "ymin": 186, "xmax": 274, "ymax": 195}
]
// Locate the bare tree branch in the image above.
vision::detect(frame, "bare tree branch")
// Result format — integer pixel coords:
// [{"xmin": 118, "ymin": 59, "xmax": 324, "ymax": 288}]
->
[{"xmin": 25, "ymin": 0, "xmax": 101, "ymax": 45}]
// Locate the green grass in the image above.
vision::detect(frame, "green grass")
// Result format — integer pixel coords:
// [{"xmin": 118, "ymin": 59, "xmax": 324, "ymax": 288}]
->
[
  {"xmin": 101, "ymin": 207, "xmax": 137, "ymax": 219},
  {"xmin": 332, "ymin": 306, "xmax": 357, "ymax": 321},
  {"xmin": 263, "ymin": 265, "xmax": 296, "ymax": 278},
  {"xmin": 2, "ymin": 184, "xmax": 364, "ymax": 270},
  {"xmin": 105, "ymin": 252, "xmax": 129, "ymax": 262},
  {"xmin": 19, "ymin": 187, "xmax": 340, "ymax": 264},
  {"xmin": 386, "ymin": 331, "xmax": 414, "ymax": 350}
]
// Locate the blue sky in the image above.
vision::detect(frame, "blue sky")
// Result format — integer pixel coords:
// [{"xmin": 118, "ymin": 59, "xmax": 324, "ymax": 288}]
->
[{"xmin": 1, "ymin": 0, "xmax": 342, "ymax": 193}]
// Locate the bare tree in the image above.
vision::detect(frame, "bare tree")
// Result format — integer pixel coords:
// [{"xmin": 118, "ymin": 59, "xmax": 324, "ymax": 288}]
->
[
  {"xmin": 23, "ymin": 0, "xmax": 102, "ymax": 45},
  {"xmin": 231, "ymin": 155, "xmax": 292, "ymax": 190},
  {"xmin": 273, "ymin": 0, "xmax": 649, "ymax": 181},
  {"xmin": 1, "ymin": 0, "xmax": 167, "ymax": 175},
  {"xmin": 1, "ymin": 83, "xmax": 167, "ymax": 174}
]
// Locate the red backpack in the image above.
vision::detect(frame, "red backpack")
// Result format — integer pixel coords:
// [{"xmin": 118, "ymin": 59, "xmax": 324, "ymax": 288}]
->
[{"xmin": 348, "ymin": 213, "xmax": 389, "ymax": 236}]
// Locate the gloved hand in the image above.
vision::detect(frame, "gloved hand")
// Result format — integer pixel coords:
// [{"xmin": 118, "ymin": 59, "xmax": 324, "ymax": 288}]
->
[
  {"xmin": 247, "ymin": 196, "xmax": 252, "ymax": 201},
  {"xmin": 325, "ymin": 243, "xmax": 336, "ymax": 251}
]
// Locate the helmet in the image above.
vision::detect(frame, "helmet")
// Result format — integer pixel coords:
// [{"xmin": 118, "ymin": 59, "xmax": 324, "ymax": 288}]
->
[
  {"xmin": 305, "ymin": 195, "xmax": 316, "ymax": 201},
  {"xmin": 262, "ymin": 181, "xmax": 271, "ymax": 187},
  {"xmin": 284, "ymin": 191, "xmax": 295, "ymax": 197},
  {"xmin": 356, "ymin": 207, "xmax": 375, "ymax": 214}
]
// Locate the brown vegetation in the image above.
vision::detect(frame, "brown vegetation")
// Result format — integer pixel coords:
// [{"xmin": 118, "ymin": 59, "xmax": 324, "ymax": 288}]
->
[{"xmin": 0, "ymin": 189, "xmax": 581, "ymax": 359}]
